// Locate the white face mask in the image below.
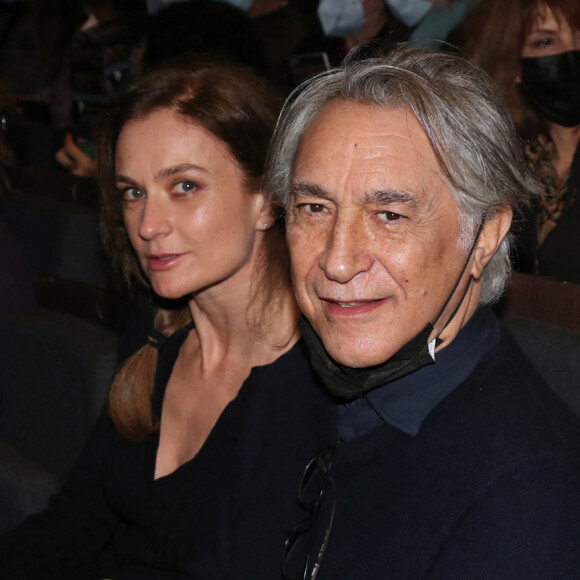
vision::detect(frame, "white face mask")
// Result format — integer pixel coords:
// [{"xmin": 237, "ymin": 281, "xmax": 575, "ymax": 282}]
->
[
  {"xmin": 317, "ymin": 0, "xmax": 365, "ymax": 37},
  {"xmin": 385, "ymin": 0, "xmax": 432, "ymax": 27}
]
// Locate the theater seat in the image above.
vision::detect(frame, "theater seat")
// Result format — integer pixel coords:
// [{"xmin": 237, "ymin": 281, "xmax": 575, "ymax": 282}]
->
[
  {"xmin": 0, "ymin": 307, "xmax": 119, "ymax": 529},
  {"xmin": 503, "ymin": 315, "xmax": 580, "ymax": 418},
  {"xmin": 496, "ymin": 272, "xmax": 580, "ymax": 418},
  {"xmin": 2, "ymin": 193, "xmax": 104, "ymax": 286}
]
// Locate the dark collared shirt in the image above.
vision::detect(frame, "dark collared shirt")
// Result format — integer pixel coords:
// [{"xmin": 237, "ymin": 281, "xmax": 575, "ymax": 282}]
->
[{"xmin": 337, "ymin": 307, "xmax": 500, "ymax": 442}]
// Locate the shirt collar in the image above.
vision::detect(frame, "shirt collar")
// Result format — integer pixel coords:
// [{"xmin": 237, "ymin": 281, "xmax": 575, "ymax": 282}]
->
[{"xmin": 337, "ymin": 307, "xmax": 500, "ymax": 442}]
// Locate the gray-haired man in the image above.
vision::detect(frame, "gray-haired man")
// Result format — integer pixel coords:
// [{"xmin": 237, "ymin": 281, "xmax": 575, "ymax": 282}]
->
[{"xmin": 269, "ymin": 45, "xmax": 580, "ymax": 579}]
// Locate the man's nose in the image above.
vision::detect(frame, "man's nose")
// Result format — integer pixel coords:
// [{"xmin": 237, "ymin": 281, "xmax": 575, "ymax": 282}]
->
[
  {"xmin": 318, "ymin": 211, "xmax": 374, "ymax": 283},
  {"xmin": 138, "ymin": 195, "xmax": 172, "ymax": 241}
]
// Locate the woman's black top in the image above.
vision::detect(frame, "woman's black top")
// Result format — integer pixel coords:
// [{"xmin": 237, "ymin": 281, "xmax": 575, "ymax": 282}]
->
[{"xmin": 0, "ymin": 329, "xmax": 335, "ymax": 579}]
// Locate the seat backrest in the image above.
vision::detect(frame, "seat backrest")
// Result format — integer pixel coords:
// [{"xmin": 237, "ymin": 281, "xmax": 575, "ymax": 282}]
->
[
  {"xmin": 18, "ymin": 166, "xmax": 98, "ymax": 208},
  {"xmin": 33, "ymin": 275, "xmax": 131, "ymax": 335},
  {"xmin": 2, "ymin": 193, "xmax": 104, "ymax": 286},
  {"xmin": 0, "ymin": 308, "xmax": 118, "ymax": 482},
  {"xmin": 496, "ymin": 271, "xmax": 580, "ymax": 331},
  {"xmin": 495, "ymin": 272, "xmax": 580, "ymax": 418},
  {"xmin": 502, "ymin": 315, "xmax": 580, "ymax": 418},
  {"xmin": 0, "ymin": 440, "xmax": 59, "ymax": 534}
]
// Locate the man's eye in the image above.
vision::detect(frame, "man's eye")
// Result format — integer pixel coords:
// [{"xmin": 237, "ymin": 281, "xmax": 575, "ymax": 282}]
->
[
  {"xmin": 175, "ymin": 181, "xmax": 198, "ymax": 194},
  {"xmin": 379, "ymin": 211, "xmax": 401, "ymax": 221},
  {"xmin": 298, "ymin": 203, "xmax": 326, "ymax": 214},
  {"xmin": 122, "ymin": 187, "xmax": 145, "ymax": 201}
]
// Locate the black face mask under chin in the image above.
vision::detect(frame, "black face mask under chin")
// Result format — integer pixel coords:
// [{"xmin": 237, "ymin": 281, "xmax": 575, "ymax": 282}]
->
[
  {"xmin": 299, "ymin": 316, "xmax": 437, "ymax": 400},
  {"xmin": 517, "ymin": 50, "xmax": 580, "ymax": 128},
  {"xmin": 300, "ymin": 222, "xmax": 484, "ymax": 401}
]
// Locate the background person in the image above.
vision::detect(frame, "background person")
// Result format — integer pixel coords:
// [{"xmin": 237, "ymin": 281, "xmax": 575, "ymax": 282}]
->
[
  {"xmin": 268, "ymin": 44, "xmax": 580, "ymax": 579},
  {"xmin": 462, "ymin": 0, "xmax": 580, "ymax": 283}
]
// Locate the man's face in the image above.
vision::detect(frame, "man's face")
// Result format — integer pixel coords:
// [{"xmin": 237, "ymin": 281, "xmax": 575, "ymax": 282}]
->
[{"xmin": 287, "ymin": 100, "xmax": 472, "ymax": 368}]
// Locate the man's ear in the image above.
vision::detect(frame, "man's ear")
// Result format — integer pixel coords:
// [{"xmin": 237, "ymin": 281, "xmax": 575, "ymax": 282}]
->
[{"xmin": 470, "ymin": 206, "xmax": 513, "ymax": 280}]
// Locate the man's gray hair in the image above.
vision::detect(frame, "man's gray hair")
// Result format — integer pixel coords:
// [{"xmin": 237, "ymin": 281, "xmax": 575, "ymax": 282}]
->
[{"xmin": 267, "ymin": 44, "xmax": 542, "ymax": 304}]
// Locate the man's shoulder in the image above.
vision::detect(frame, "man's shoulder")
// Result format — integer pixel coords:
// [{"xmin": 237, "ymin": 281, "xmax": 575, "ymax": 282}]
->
[
  {"xmin": 426, "ymin": 321, "xmax": 580, "ymax": 462},
  {"xmin": 324, "ymin": 323, "xmax": 580, "ymax": 579}
]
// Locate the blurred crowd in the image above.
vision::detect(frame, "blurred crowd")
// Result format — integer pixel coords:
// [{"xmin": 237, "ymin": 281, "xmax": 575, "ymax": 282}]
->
[
  {"xmin": 0, "ymin": 0, "xmax": 471, "ymax": 174},
  {"xmin": 0, "ymin": 0, "xmax": 579, "ymax": 290}
]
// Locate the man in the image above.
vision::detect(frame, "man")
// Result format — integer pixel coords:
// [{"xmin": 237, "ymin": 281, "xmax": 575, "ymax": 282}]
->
[{"xmin": 268, "ymin": 45, "xmax": 580, "ymax": 579}]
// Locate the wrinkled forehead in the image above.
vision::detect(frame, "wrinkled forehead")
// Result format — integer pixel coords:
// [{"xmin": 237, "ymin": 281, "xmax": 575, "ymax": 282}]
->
[
  {"xmin": 290, "ymin": 100, "xmax": 459, "ymax": 221},
  {"xmin": 291, "ymin": 99, "xmax": 445, "ymax": 194}
]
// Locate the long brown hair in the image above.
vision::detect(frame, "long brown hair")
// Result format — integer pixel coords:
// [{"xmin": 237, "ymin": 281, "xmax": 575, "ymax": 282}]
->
[
  {"xmin": 461, "ymin": 0, "xmax": 580, "ymax": 139},
  {"xmin": 97, "ymin": 57, "xmax": 289, "ymax": 441}
]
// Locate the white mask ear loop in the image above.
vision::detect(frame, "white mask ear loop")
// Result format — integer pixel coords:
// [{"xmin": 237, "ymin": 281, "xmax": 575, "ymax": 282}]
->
[{"xmin": 429, "ymin": 219, "xmax": 485, "ymax": 350}]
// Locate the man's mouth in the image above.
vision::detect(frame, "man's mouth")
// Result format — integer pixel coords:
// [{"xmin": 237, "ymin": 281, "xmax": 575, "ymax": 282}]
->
[
  {"xmin": 320, "ymin": 297, "xmax": 388, "ymax": 316},
  {"xmin": 334, "ymin": 300, "xmax": 382, "ymax": 308}
]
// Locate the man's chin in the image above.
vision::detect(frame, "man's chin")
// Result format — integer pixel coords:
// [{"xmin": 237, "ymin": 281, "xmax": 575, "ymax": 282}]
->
[{"xmin": 325, "ymin": 343, "xmax": 394, "ymax": 369}]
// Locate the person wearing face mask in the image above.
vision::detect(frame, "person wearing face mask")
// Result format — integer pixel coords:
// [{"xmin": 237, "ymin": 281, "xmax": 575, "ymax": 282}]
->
[
  {"xmin": 462, "ymin": 0, "xmax": 580, "ymax": 284},
  {"xmin": 310, "ymin": 0, "xmax": 410, "ymax": 66},
  {"xmin": 315, "ymin": 0, "xmax": 468, "ymax": 60},
  {"xmin": 386, "ymin": 0, "xmax": 471, "ymax": 47}
]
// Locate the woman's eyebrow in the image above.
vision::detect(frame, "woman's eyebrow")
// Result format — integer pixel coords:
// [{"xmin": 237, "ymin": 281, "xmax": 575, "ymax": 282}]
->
[
  {"xmin": 115, "ymin": 174, "xmax": 139, "ymax": 186},
  {"xmin": 156, "ymin": 163, "xmax": 208, "ymax": 180}
]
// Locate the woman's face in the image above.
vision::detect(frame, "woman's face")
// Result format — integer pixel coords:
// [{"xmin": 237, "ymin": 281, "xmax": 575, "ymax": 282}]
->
[
  {"xmin": 116, "ymin": 109, "xmax": 271, "ymax": 300},
  {"xmin": 522, "ymin": 4, "xmax": 580, "ymax": 58}
]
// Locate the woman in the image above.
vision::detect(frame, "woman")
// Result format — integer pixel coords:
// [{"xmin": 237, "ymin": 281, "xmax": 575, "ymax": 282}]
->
[
  {"xmin": 462, "ymin": 0, "xmax": 580, "ymax": 283},
  {"xmin": 0, "ymin": 58, "xmax": 333, "ymax": 579}
]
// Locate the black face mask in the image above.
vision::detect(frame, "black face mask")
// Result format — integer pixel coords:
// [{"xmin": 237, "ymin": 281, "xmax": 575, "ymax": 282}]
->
[
  {"xmin": 299, "ymin": 316, "xmax": 437, "ymax": 400},
  {"xmin": 300, "ymin": 223, "xmax": 484, "ymax": 401},
  {"xmin": 518, "ymin": 50, "xmax": 580, "ymax": 128}
]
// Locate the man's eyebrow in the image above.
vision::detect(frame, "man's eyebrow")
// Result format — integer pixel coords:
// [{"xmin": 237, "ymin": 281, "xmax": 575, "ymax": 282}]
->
[
  {"xmin": 291, "ymin": 181, "xmax": 420, "ymax": 208},
  {"xmin": 364, "ymin": 188, "xmax": 418, "ymax": 207},
  {"xmin": 291, "ymin": 180, "xmax": 332, "ymax": 200}
]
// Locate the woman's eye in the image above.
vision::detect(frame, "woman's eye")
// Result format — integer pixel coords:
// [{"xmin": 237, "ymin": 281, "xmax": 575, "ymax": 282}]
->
[
  {"xmin": 533, "ymin": 37, "xmax": 553, "ymax": 49},
  {"xmin": 122, "ymin": 187, "xmax": 145, "ymax": 201},
  {"xmin": 175, "ymin": 181, "xmax": 197, "ymax": 195}
]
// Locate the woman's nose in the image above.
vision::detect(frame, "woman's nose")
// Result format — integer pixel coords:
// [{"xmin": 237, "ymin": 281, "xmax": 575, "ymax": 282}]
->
[{"xmin": 138, "ymin": 195, "xmax": 172, "ymax": 241}]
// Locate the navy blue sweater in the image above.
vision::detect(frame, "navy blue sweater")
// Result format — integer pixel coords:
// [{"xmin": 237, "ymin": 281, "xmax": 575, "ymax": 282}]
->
[{"xmin": 314, "ymin": 317, "xmax": 580, "ymax": 579}]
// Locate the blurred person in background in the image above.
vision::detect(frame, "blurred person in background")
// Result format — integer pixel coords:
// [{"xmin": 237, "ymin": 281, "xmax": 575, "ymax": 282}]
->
[
  {"xmin": 386, "ymin": 0, "xmax": 471, "ymax": 47},
  {"xmin": 56, "ymin": 0, "xmax": 270, "ymax": 177},
  {"xmin": 462, "ymin": 0, "xmax": 580, "ymax": 283}
]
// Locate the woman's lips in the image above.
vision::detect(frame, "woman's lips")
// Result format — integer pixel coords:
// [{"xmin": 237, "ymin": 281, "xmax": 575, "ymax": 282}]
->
[
  {"xmin": 147, "ymin": 253, "xmax": 186, "ymax": 271},
  {"xmin": 321, "ymin": 297, "xmax": 389, "ymax": 316}
]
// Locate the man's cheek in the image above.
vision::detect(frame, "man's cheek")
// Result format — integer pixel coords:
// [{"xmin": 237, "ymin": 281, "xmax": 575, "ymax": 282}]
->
[{"xmin": 288, "ymin": 228, "xmax": 313, "ymax": 268}]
